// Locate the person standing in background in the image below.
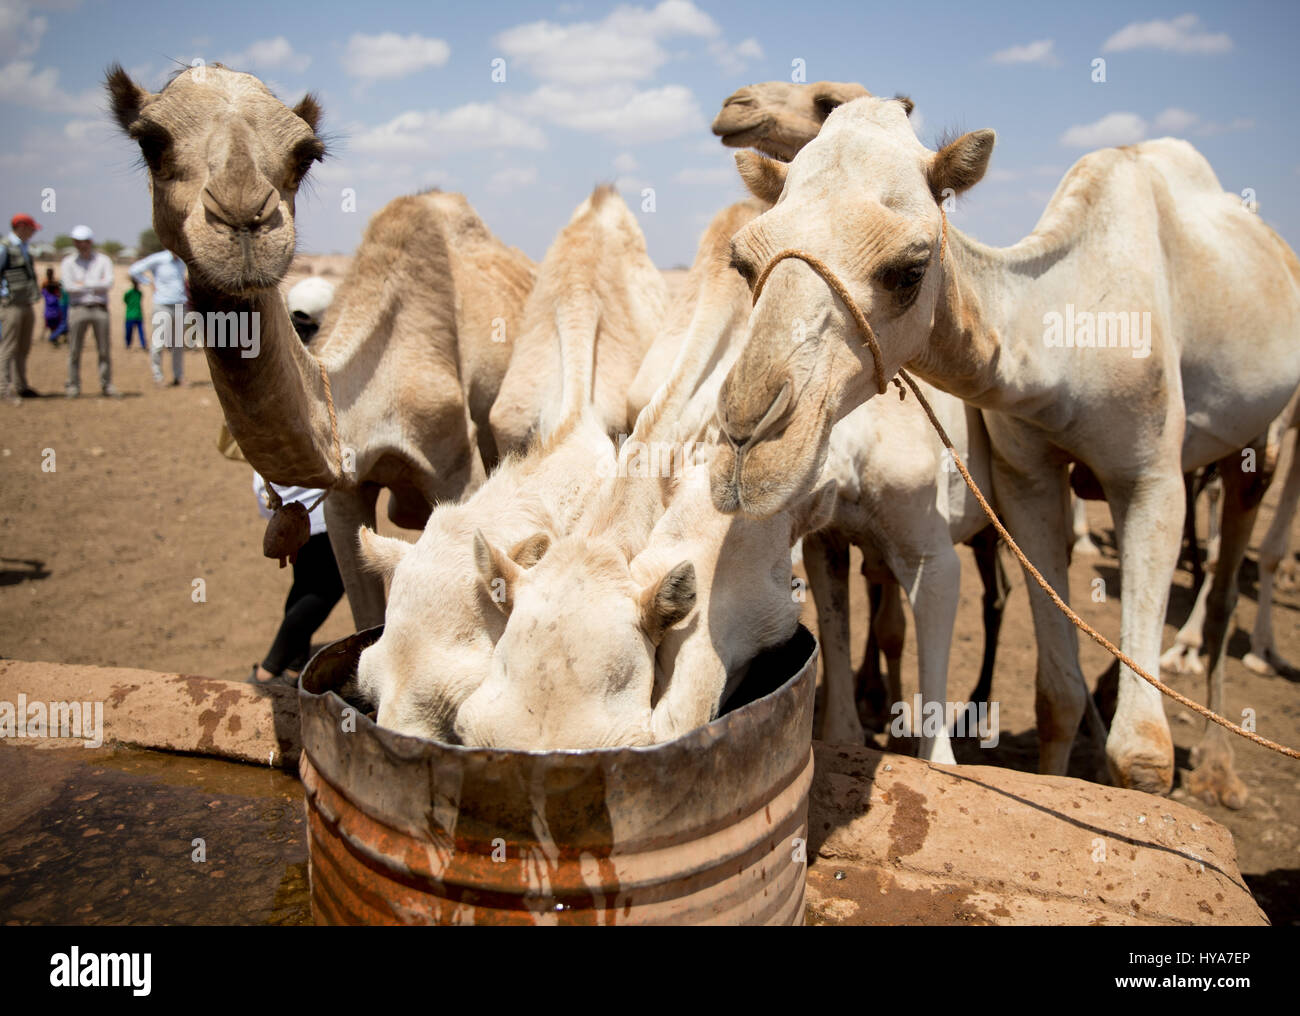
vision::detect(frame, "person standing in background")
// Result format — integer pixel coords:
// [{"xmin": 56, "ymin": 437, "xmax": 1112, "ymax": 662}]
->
[
  {"xmin": 42, "ymin": 268, "xmax": 67, "ymax": 345},
  {"xmin": 123, "ymin": 279, "xmax": 146, "ymax": 349},
  {"xmin": 60, "ymin": 225, "xmax": 119, "ymax": 398},
  {"xmin": 0, "ymin": 213, "xmax": 43, "ymax": 406},
  {"xmin": 129, "ymin": 248, "xmax": 188, "ymax": 387}
]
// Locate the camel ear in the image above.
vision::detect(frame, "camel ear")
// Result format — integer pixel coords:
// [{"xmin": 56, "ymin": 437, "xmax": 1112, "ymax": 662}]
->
[
  {"xmin": 105, "ymin": 63, "xmax": 154, "ymax": 132},
  {"xmin": 474, "ymin": 529, "xmax": 523, "ymax": 614},
  {"xmin": 811, "ymin": 81, "xmax": 871, "ymax": 123},
  {"xmin": 357, "ymin": 527, "xmax": 412, "ymax": 580},
  {"xmin": 735, "ymin": 150, "xmax": 789, "ymax": 205},
  {"xmin": 928, "ymin": 129, "xmax": 996, "ymax": 201},
  {"xmin": 639, "ymin": 561, "xmax": 697, "ymax": 646},
  {"xmin": 293, "ymin": 92, "xmax": 323, "ymax": 134},
  {"xmin": 508, "ymin": 532, "xmax": 551, "ymax": 569},
  {"xmin": 791, "ymin": 480, "xmax": 838, "ymax": 540},
  {"xmin": 894, "ymin": 94, "xmax": 915, "ymax": 117}
]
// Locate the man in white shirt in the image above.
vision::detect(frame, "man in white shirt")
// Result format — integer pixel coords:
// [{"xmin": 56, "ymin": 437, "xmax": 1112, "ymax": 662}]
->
[
  {"xmin": 60, "ymin": 224, "xmax": 120, "ymax": 398},
  {"xmin": 0, "ymin": 213, "xmax": 42, "ymax": 406},
  {"xmin": 130, "ymin": 248, "xmax": 189, "ymax": 386}
]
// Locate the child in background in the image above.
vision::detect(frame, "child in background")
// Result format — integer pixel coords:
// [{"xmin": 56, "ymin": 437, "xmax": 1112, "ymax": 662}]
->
[
  {"xmin": 41, "ymin": 268, "xmax": 66, "ymax": 345},
  {"xmin": 123, "ymin": 279, "xmax": 145, "ymax": 349}
]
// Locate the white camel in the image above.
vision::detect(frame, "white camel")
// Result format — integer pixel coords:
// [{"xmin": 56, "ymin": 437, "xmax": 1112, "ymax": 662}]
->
[
  {"xmin": 712, "ymin": 97, "xmax": 1300, "ymax": 806},
  {"xmin": 353, "ymin": 186, "xmax": 666, "ymax": 739}
]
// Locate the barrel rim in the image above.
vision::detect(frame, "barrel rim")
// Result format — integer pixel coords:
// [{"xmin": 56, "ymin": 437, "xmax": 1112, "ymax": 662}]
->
[{"xmin": 298, "ymin": 623, "xmax": 818, "ymax": 762}]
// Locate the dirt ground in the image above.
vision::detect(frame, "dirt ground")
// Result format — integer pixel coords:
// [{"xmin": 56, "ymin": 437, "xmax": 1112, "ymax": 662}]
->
[{"xmin": 1, "ymin": 256, "xmax": 1296, "ymax": 924}]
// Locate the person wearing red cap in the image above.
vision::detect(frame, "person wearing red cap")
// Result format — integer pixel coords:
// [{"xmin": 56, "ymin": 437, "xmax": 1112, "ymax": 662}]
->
[{"xmin": 0, "ymin": 213, "xmax": 42, "ymax": 406}]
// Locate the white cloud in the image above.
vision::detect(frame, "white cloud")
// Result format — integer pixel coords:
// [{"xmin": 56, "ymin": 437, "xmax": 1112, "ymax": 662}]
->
[
  {"xmin": 1059, "ymin": 112, "xmax": 1147, "ymax": 148},
  {"xmin": 516, "ymin": 83, "xmax": 704, "ymax": 143},
  {"xmin": 352, "ymin": 103, "xmax": 546, "ymax": 157},
  {"xmin": 1102, "ymin": 13, "xmax": 1231, "ymax": 54},
  {"xmin": 613, "ymin": 152, "xmax": 638, "ymax": 173},
  {"xmin": 0, "ymin": 0, "xmax": 46, "ymax": 63},
  {"xmin": 710, "ymin": 36, "xmax": 764, "ymax": 75},
  {"xmin": 1152, "ymin": 107, "xmax": 1198, "ymax": 133},
  {"xmin": 342, "ymin": 32, "xmax": 450, "ymax": 81},
  {"xmin": 1061, "ymin": 107, "xmax": 1253, "ymax": 148},
  {"xmin": 990, "ymin": 39, "xmax": 1058, "ymax": 66},
  {"xmin": 494, "ymin": 0, "xmax": 719, "ymax": 85},
  {"xmin": 488, "ymin": 166, "xmax": 538, "ymax": 193},
  {"xmin": 221, "ymin": 36, "xmax": 311, "ymax": 74},
  {"xmin": 0, "ymin": 60, "xmax": 100, "ymax": 113},
  {"xmin": 1152, "ymin": 106, "xmax": 1253, "ymax": 137}
]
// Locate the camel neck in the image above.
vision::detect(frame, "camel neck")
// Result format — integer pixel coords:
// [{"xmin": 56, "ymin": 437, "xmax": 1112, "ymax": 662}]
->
[
  {"xmin": 190, "ymin": 283, "xmax": 341, "ymax": 488},
  {"xmin": 906, "ymin": 226, "xmax": 1058, "ymax": 415}
]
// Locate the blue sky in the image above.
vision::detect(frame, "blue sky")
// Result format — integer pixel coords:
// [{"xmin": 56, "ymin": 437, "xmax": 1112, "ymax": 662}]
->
[{"xmin": 2, "ymin": 0, "xmax": 1297, "ymax": 267}]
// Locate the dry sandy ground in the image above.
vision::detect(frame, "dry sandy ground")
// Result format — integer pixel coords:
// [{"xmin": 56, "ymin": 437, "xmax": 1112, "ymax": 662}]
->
[{"xmin": 1, "ymin": 256, "xmax": 1297, "ymax": 924}]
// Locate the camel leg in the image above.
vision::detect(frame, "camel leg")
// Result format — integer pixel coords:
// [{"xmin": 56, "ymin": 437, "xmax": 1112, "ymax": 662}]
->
[
  {"xmin": 966, "ymin": 525, "xmax": 1008, "ymax": 706},
  {"xmin": 1183, "ymin": 471, "xmax": 1203, "ymax": 589},
  {"xmin": 874, "ymin": 577, "xmax": 909, "ymax": 753},
  {"xmin": 1071, "ymin": 495, "xmax": 1100, "ymax": 558},
  {"xmin": 1244, "ymin": 424, "xmax": 1299, "ymax": 677},
  {"xmin": 324, "ymin": 484, "xmax": 386, "ymax": 631},
  {"xmin": 1161, "ymin": 472, "xmax": 1223, "ymax": 674},
  {"xmin": 890, "ymin": 545, "xmax": 960, "ymax": 765},
  {"xmin": 1102, "ymin": 469, "xmax": 1185, "ymax": 796},
  {"xmin": 855, "ymin": 578, "xmax": 889, "ymax": 731},
  {"xmin": 1184, "ymin": 444, "xmax": 1269, "ymax": 810},
  {"xmin": 803, "ymin": 529, "xmax": 863, "ymax": 744},
  {"xmin": 987, "ymin": 438, "xmax": 1087, "ymax": 776}
]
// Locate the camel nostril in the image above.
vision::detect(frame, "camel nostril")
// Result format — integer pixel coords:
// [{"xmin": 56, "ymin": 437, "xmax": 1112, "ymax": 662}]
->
[{"xmin": 201, "ymin": 184, "xmax": 279, "ymax": 231}]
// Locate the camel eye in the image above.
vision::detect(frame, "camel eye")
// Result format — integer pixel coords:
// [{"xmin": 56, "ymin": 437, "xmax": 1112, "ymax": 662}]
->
[
  {"xmin": 133, "ymin": 125, "xmax": 171, "ymax": 174},
  {"xmin": 881, "ymin": 262, "xmax": 927, "ymax": 293},
  {"xmin": 287, "ymin": 139, "xmax": 325, "ymax": 187},
  {"xmin": 729, "ymin": 245, "xmax": 756, "ymax": 286}
]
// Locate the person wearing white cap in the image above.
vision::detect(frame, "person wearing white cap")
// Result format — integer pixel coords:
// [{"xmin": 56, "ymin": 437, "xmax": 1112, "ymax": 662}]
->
[{"xmin": 60, "ymin": 225, "xmax": 119, "ymax": 397}]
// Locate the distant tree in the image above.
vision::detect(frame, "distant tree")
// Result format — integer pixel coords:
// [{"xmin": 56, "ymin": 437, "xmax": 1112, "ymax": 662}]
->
[
  {"xmin": 53, "ymin": 234, "xmax": 74, "ymax": 250},
  {"xmin": 138, "ymin": 227, "xmax": 163, "ymax": 256},
  {"xmin": 100, "ymin": 240, "xmax": 124, "ymax": 256}
]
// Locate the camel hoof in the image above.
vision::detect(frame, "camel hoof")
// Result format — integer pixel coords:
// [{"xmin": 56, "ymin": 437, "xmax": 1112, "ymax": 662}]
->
[
  {"xmin": 1159, "ymin": 643, "xmax": 1203, "ymax": 675},
  {"xmin": 1184, "ymin": 757, "xmax": 1249, "ymax": 810},
  {"xmin": 1242, "ymin": 652, "xmax": 1274, "ymax": 676},
  {"xmin": 1072, "ymin": 537, "xmax": 1101, "ymax": 557},
  {"xmin": 1243, "ymin": 649, "xmax": 1298, "ymax": 679}
]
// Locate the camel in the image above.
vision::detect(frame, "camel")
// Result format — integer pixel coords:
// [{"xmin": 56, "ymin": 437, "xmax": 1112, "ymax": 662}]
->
[
  {"xmin": 712, "ymin": 80, "xmax": 874, "ymax": 161},
  {"xmin": 806, "ymin": 380, "xmax": 1002, "ymax": 761},
  {"xmin": 460, "ymin": 446, "xmax": 836, "ymax": 749},
  {"xmin": 352, "ymin": 187, "xmax": 666, "ymax": 740},
  {"xmin": 106, "ymin": 64, "xmax": 534, "ymax": 630},
  {"xmin": 489, "ymin": 185, "xmax": 666, "ymax": 455},
  {"xmin": 712, "ymin": 96, "xmax": 1300, "ymax": 806}
]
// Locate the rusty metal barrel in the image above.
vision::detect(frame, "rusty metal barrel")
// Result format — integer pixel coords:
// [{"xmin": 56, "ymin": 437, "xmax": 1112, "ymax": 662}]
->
[{"xmin": 298, "ymin": 624, "xmax": 818, "ymax": 925}]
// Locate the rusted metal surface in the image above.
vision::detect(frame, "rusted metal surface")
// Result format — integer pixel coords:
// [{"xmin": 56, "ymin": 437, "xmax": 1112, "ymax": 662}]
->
[{"xmin": 298, "ymin": 625, "xmax": 818, "ymax": 925}]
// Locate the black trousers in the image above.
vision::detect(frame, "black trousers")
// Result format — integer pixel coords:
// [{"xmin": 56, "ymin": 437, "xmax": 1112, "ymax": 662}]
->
[{"xmin": 262, "ymin": 531, "xmax": 345, "ymax": 674}]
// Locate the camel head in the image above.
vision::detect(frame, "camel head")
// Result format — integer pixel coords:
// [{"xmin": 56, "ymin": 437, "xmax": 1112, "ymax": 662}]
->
[
  {"xmin": 711, "ymin": 81, "xmax": 876, "ymax": 161},
  {"xmin": 712, "ymin": 96, "xmax": 994, "ymax": 517},
  {"xmin": 453, "ymin": 533, "xmax": 696, "ymax": 750},
  {"xmin": 106, "ymin": 63, "xmax": 325, "ymax": 295}
]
